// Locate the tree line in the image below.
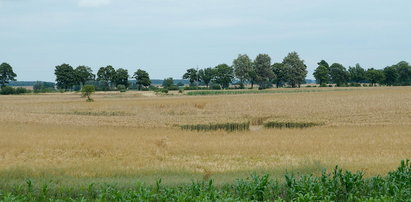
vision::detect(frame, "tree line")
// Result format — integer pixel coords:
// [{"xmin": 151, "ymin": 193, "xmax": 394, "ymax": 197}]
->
[
  {"xmin": 182, "ymin": 52, "xmax": 307, "ymax": 89},
  {"xmin": 313, "ymin": 60, "xmax": 411, "ymax": 87},
  {"xmin": 54, "ymin": 64, "xmax": 151, "ymax": 91},
  {"xmin": 2, "ymin": 53, "xmax": 411, "ymax": 95}
]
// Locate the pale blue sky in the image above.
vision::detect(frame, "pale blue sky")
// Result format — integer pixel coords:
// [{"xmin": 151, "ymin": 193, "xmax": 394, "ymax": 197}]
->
[{"xmin": 1, "ymin": 0, "xmax": 410, "ymax": 81}]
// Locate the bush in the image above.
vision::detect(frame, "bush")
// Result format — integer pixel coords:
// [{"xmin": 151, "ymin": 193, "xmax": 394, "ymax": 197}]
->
[
  {"xmin": 0, "ymin": 86, "xmax": 16, "ymax": 95},
  {"xmin": 167, "ymin": 85, "xmax": 179, "ymax": 91},
  {"xmin": 210, "ymin": 84, "xmax": 221, "ymax": 90},
  {"xmin": 117, "ymin": 84, "xmax": 127, "ymax": 92},
  {"xmin": 81, "ymin": 85, "xmax": 96, "ymax": 102},
  {"xmin": 15, "ymin": 87, "xmax": 29, "ymax": 94}
]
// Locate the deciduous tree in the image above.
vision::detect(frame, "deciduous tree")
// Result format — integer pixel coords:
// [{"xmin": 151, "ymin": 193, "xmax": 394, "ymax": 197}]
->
[
  {"xmin": 254, "ymin": 54, "xmax": 274, "ymax": 89},
  {"xmin": 233, "ymin": 54, "xmax": 253, "ymax": 88},
  {"xmin": 0, "ymin": 63, "xmax": 17, "ymax": 87},
  {"xmin": 329, "ymin": 63, "xmax": 349, "ymax": 86},
  {"xmin": 183, "ymin": 68, "xmax": 199, "ymax": 86},
  {"xmin": 133, "ymin": 69, "xmax": 151, "ymax": 90},
  {"xmin": 55, "ymin": 64, "xmax": 76, "ymax": 90},
  {"xmin": 213, "ymin": 64, "xmax": 234, "ymax": 89},
  {"xmin": 282, "ymin": 52, "xmax": 307, "ymax": 88}
]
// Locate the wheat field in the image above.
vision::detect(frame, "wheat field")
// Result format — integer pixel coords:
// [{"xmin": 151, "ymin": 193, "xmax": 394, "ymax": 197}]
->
[{"xmin": 0, "ymin": 87, "xmax": 410, "ymax": 185}]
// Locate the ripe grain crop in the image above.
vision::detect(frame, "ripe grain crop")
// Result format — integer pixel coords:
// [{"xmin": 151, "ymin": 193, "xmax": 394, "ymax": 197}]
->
[{"xmin": 0, "ymin": 87, "xmax": 410, "ymax": 185}]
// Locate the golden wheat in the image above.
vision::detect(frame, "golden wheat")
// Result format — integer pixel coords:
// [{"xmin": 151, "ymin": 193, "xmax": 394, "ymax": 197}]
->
[{"xmin": 0, "ymin": 87, "xmax": 410, "ymax": 183}]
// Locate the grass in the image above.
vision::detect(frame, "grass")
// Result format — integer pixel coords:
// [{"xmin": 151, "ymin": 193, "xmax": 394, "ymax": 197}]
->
[
  {"xmin": 0, "ymin": 160, "xmax": 409, "ymax": 201},
  {"xmin": 180, "ymin": 122, "xmax": 250, "ymax": 132},
  {"xmin": 264, "ymin": 121, "xmax": 323, "ymax": 129},
  {"xmin": 0, "ymin": 87, "xmax": 410, "ymax": 189}
]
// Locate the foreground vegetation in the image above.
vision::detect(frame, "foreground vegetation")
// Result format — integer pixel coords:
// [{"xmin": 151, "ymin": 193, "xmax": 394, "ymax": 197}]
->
[{"xmin": 1, "ymin": 160, "xmax": 409, "ymax": 201}]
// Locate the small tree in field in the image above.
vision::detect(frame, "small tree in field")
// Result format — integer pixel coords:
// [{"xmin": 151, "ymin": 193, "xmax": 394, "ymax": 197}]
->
[{"xmin": 81, "ymin": 85, "xmax": 95, "ymax": 102}]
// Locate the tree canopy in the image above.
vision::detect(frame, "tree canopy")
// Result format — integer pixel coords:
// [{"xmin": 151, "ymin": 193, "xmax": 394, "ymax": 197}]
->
[
  {"xmin": 0, "ymin": 63, "xmax": 17, "ymax": 87},
  {"xmin": 282, "ymin": 52, "xmax": 307, "ymax": 88},
  {"xmin": 133, "ymin": 69, "xmax": 151, "ymax": 90}
]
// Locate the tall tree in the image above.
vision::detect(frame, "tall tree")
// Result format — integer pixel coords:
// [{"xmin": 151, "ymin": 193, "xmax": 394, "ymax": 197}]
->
[
  {"xmin": 55, "ymin": 64, "xmax": 76, "ymax": 90},
  {"xmin": 254, "ymin": 54, "xmax": 275, "ymax": 89},
  {"xmin": 348, "ymin": 64, "xmax": 366, "ymax": 83},
  {"xmin": 329, "ymin": 63, "xmax": 349, "ymax": 86},
  {"xmin": 97, "ymin": 65, "xmax": 116, "ymax": 88},
  {"xmin": 272, "ymin": 63, "xmax": 287, "ymax": 88},
  {"xmin": 182, "ymin": 68, "xmax": 199, "ymax": 86},
  {"xmin": 383, "ymin": 65, "xmax": 399, "ymax": 86},
  {"xmin": 282, "ymin": 52, "xmax": 307, "ymax": 88},
  {"xmin": 395, "ymin": 61, "xmax": 411, "ymax": 85},
  {"xmin": 75, "ymin": 66, "xmax": 95, "ymax": 87},
  {"xmin": 233, "ymin": 54, "xmax": 253, "ymax": 88},
  {"xmin": 198, "ymin": 67, "xmax": 215, "ymax": 88},
  {"xmin": 0, "ymin": 63, "xmax": 17, "ymax": 87},
  {"xmin": 366, "ymin": 68, "xmax": 385, "ymax": 86},
  {"xmin": 115, "ymin": 68, "xmax": 130, "ymax": 88},
  {"xmin": 213, "ymin": 64, "xmax": 234, "ymax": 89},
  {"xmin": 313, "ymin": 65, "xmax": 330, "ymax": 86},
  {"xmin": 133, "ymin": 69, "xmax": 151, "ymax": 90}
]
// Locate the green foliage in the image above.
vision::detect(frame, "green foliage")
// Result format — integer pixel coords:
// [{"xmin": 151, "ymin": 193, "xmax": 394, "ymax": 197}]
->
[
  {"xmin": 81, "ymin": 85, "xmax": 96, "ymax": 102},
  {"xmin": 183, "ymin": 68, "xmax": 199, "ymax": 86},
  {"xmin": 0, "ymin": 62, "xmax": 17, "ymax": 87},
  {"xmin": 55, "ymin": 63, "xmax": 76, "ymax": 90},
  {"xmin": 117, "ymin": 84, "xmax": 126, "ymax": 92},
  {"xmin": 0, "ymin": 86, "xmax": 15, "ymax": 94},
  {"xmin": 272, "ymin": 63, "xmax": 287, "ymax": 88},
  {"xmin": 75, "ymin": 65, "xmax": 95, "ymax": 86},
  {"xmin": 133, "ymin": 69, "xmax": 151, "ymax": 90},
  {"xmin": 213, "ymin": 64, "xmax": 234, "ymax": 89},
  {"xmin": 348, "ymin": 64, "xmax": 366, "ymax": 83},
  {"xmin": 33, "ymin": 81, "xmax": 55, "ymax": 93},
  {"xmin": 254, "ymin": 54, "xmax": 275, "ymax": 89},
  {"xmin": 383, "ymin": 65, "xmax": 399, "ymax": 86},
  {"xmin": 366, "ymin": 68, "xmax": 385, "ymax": 86},
  {"xmin": 0, "ymin": 160, "xmax": 409, "ymax": 201},
  {"xmin": 330, "ymin": 63, "xmax": 349, "ymax": 86},
  {"xmin": 162, "ymin": 77, "xmax": 175, "ymax": 89},
  {"xmin": 114, "ymin": 68, "xmax": 130, "ymax": 88},
  {"xmin": 313, "ymin": 65, "xmax": 330, "ymax": 85},
  {"xmin": 180, "ymin": 122, "xmax": 250, "ymax": 132},
  {"xmin": 0, "ymin": 86, "xmax": 31, "ymax": 95},
  {"xmin": 264, "ymin": 121, "xmax": 323, "ymax": 129},
  {"xmin": 233, "ymin": 54, "xmax": 253, "ymax": 88},
  {"xmin": 97, "ymin": 65, "xmax": 116, "ymax": 88},
  {"xmin": 282, "ymin": 52, "xmax": 307, "ymax": 88},
  {"xmin": 198, "ymin": 67, "xmax": 215, "ymax": 88}
]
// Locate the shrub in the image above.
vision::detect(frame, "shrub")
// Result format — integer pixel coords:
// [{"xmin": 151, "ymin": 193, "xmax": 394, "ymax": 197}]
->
[
  {"xmin": 117, "ymin": 84, "xmax": 127, "ymax": 92},
  {"xmin": 0, "ymin": 86, "xmax": 16, "ymax": 95},
  {"xmin": 81, "ymin": 85, "xmax": 96, "ymax": 102},
  {"xmin": 15, "ymin": 87, "xmax": 28, "ymax": 94}
]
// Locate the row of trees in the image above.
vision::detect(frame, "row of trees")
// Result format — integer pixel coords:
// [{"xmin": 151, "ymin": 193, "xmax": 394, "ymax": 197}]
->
[
  {"xmin": 54, "ymin": 64, "xmax": 151, "ymax": 90},
  {"xmin": 182, "ymin": 52, "xmax": 308, "ymax": 89},
  {"xmin": 313, "ymin": 61, "xmax": 411, "ymax": 86}
]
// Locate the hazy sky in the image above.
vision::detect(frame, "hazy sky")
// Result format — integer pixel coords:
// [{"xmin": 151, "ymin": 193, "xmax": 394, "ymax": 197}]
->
[{"xmin": 1, "ymin": 0, "xmax": 410, "ymax": 81}]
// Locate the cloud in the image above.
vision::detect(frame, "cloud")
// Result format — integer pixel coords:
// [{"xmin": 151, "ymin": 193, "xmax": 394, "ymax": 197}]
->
[{"xmin": 78, "ymin": 0, "xmax": 111, "ymax": 7}]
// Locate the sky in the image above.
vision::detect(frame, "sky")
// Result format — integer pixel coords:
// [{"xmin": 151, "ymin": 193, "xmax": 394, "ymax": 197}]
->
[{"xmin": 1, "ymin": 0, "xmax": 411, "ymax": 81}]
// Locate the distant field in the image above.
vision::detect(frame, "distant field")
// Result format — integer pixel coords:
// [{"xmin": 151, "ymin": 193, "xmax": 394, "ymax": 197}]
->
[{"xmin": 0, "ymin": 87, "xmax": 410, "ymax": 187}]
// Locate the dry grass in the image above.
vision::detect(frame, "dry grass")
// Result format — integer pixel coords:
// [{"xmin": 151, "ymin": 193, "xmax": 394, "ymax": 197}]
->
[{"xmin": 0, "ymin": 87, "xmax": 411, "ymax": 184}]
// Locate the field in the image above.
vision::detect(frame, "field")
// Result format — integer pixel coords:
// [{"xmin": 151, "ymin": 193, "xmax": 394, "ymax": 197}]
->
[{"xmin": 0, "ymin": 87, "xmax": 410, "ymax": 194}]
